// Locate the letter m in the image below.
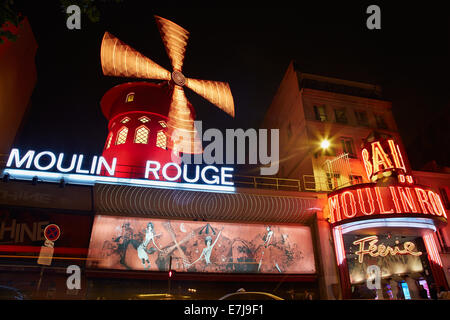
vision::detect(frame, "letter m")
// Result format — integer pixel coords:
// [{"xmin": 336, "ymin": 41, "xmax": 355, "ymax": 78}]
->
[
  {"xmin": 6, "ymin": 149, "xmax": 35, "ymax": 169},
  {"xmin": 328, "ymin": 195, "xmax": 341, "ymax": 224}
]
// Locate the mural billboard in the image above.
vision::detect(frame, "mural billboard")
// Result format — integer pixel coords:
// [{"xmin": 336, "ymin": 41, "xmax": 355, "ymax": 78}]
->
[{"xmin": 87, "ymin": 215, "xmax": 316, "ymax": 274}]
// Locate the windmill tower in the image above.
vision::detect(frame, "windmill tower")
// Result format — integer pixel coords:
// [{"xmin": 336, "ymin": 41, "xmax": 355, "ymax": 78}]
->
[{"xmin": 99, "ymin": 16, "xmax": 235, "ymax": 178}]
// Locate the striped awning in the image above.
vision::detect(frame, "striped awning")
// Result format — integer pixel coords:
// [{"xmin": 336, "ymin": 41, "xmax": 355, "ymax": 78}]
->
[{"xmin": 94, "ymin": 184, "xmax": 323, "ymax": 224}]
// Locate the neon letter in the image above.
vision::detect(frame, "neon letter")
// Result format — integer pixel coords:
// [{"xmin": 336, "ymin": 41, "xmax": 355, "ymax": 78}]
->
[
  {"xmin": 6, "ymin": 149, "xmax": 35, "ymax": 169},
  {"xmin": 375, "ymin": 187, "xmax": 394, "ymax": 214},
  {"xmin": 341, "ymin": 191, "xmax": 357, "ymax": 218},
  {"xmin": 145, "ymin": 161, "xmax": 161, "ymax": 179},
  {"xmin": 362, "ymin": 148, "xmax": 373, "ymax": 180},
  {"xmin": 182, "ymin": 164, "xmax": 200, "ymax": 183},
  {"xmin": 372, "ymin": 141, "xmax": 393, "ymax": 175},
  {"xmin": 96, "ymin": 157, "xmax": 116, "ymax": 176},
  {"xmin": 397, "ymin": 187, "xmax": 418, "ymax": 213},
  {"xmin": 328, "ymin": 195, "xmax": 341, "ymax": 223},
  {"xmin": 56, "ymin": 153, "xmax": 77, "ymax": 173},
  {"xmin": 34, "ymin": 151, "xmax": 56, "ymax": 171},
  {"xmin": 162, "ymin": 163, "xmax": 182, "ymax": 181},
  {"xmin": 415, "ymin": 188, "xmax": 433, "ymax": 214},
  {"xmin": 357, "ymin": 188, "xmax": 375, "ymax": 215},
  {"xmin": 221, "ymin": 167, "xmax": 234, "ymax": 186},
  {"xmin": 201, "ymin": 166, "xmax": 220, "ymax": 185}
]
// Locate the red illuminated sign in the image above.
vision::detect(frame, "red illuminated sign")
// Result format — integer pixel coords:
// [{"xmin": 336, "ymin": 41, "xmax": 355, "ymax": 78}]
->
[
  {"xmin": 328, "ymin": 184, "xmax": 447, "ymax": 225},
  {"xmin": 361, "ymin": 137, "xmax": 410, "ymax": 183}
]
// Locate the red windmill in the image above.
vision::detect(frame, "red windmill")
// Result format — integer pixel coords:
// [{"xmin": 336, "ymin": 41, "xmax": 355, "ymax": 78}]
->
[{"xmin": 99, "ymin": 16, "xmax": 235, "ymax": 178}]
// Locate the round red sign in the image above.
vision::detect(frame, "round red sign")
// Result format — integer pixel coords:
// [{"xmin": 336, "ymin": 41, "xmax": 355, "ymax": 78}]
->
[{"xmin": 44, "ymin": 224, "xmax": 61, "ymax": 242}]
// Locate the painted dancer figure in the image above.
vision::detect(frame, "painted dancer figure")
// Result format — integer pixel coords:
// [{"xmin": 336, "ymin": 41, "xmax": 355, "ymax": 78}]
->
[
  {"xmin": 258, "ymin": 226, "xmax": 274, "ymax": 271},
  {"xmin": 137, "ymin": 222, "xmax": 163, "ymax": 269},
  {"xmin": 187, "ymin": 229, "xmax": 223, "ymax": 267},
  {"xmin": 112, "ymin": 222, "xmax": 136, "ymax": 266}
]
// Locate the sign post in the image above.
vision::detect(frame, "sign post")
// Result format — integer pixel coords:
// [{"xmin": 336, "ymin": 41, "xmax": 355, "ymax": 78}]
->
[
  {"xmin": 37, "ymin": 224, "xmax": 60, "ymax": 266},
  {"xmin": 36, "ymin": 224, "xmax": 61, "ymax": 297}
]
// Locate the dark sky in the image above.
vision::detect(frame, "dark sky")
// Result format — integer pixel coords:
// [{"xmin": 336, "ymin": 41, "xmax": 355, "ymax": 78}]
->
[{"xmin": 12, "ymin": 1, "xmax": 450, "ymax": 170}]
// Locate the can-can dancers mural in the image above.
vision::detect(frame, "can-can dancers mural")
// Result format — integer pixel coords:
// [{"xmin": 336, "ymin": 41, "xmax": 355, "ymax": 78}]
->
[{"xmin": 87, "ymin": 215, "xmax": 316, "ymax": 274}]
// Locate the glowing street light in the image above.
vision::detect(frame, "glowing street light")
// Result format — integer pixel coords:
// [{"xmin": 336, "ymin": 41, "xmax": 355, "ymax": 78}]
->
[{"xmin": 321, "ymin": 139, "xmax": 330, "ymax": 150}]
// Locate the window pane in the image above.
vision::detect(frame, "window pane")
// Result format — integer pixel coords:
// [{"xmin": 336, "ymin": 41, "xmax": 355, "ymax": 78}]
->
[
  {"xmin": 134, "ymin": 126, "xmax": 149, "ymax": 144},
  {"xmin": 106, "ymin": 133, "xmax": 113, "ymax": 149},
  {"xmin": 116, "ymin": 127, "xmax": 128, "ymax": 145},
  {"xmin": 126, "ymin": 93, "xmax": 135, "ymax": 103},
  {"xmin": 314, "ymin": 105, "xmax": 327, "ymax": 122},
  {"xmin": 341, "ymin": 138, "xmax": 356, "ymax": 158},
  {"xmin": 156, "ymin": 131, "xmax": 167, "ymax": 149},
  {"xmin": 335, "ymin": 108, "xmax": 347, "ymax": 124},
  {"xmin": 355, "ymin": 110, "xmax": 369, "ymax": 126},
  {"xmin": 139, "ymin": 116, "xmax": 150, "ymax": 123}
]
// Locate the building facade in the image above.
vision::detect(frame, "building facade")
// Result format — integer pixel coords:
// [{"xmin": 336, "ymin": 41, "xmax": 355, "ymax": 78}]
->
[
  {"xmin": 0, "ymin": 57, "xmax": 448, "ymax": 300},
  {"xmin": 261, "ymin": 61, "xmax": 450, "ymax": 299}
]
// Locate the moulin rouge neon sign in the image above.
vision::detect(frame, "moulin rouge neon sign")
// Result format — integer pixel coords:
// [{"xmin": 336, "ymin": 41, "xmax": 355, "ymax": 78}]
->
[
  {"xmin": 328, "ymin": 184, "xmax": 447, "ymax": 225},
  {"xmin": 3, "ymin": 148, "xmax": 234, "ymax": 192},
  {"xmin": 352, "ymin": 235, "xmax": 422, "ymax": 263}
]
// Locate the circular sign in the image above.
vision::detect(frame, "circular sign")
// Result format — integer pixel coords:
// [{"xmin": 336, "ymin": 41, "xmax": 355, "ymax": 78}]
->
[{"xmin": 44, "ymin": 224, "xmax": 61, "ymax": 242}]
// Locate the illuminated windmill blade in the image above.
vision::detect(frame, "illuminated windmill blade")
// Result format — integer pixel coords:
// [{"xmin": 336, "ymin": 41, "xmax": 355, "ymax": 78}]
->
[
  {"xmin": 167, "ymin": 86, "xmax": 202, "ymax": 154},
  {"xmin": 154, "ymin": 15, "xmax": 189, "ymax": 72},
  {"xmin": 185, "ymin": 78, "xmax": 235, "ymax": 117},
  {"xmin": 100, "ymin": 32, "xmax": 171, "ymax": 80}
]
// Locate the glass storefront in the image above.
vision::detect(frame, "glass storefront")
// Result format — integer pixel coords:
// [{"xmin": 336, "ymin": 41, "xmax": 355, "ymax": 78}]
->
[{"xmin": 343, "ymin": 232, "xmax": 435, "ymax": 299}]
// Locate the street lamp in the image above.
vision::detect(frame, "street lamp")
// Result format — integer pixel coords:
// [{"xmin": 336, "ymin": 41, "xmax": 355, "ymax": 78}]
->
[{"xmin": 320, "ymin": 139, "xmax": 330, "ymax": 150}]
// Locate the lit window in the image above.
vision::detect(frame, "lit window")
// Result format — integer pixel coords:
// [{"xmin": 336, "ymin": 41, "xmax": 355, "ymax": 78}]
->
[
  {"xmin": 126, "ymin": 92, "xmax": 135, "ymax": 103},
  {"xmin": 121, "ymin": 117, "xmax": 131, "ymax": 124},
  {"xmin": 105, "ymin": 133, "xmax": 113, "ymax": 149},
  {"xmin": 139, "ymin": 116, "xmax": 150, "ymax": 123},
  {"xmin": 134, "ymin": 126, "xmax": 149, "ymax": 144},
  {"xmin": 156, "ymin": 130, "xmax": 167, "ymax": 149},
  {"xmin": 159, "ymin": 121, "xmax": 167, "ymax": 128},
  {"xmin": 116, "ymin": 127, "xmax": 128, "ymax": 145},
  {"xmin": 313, "ymin": 105, "xmax": 327, "ymax": 122},
  {"xmin": 340, "ymin": 137, "xmax": 356, "ymax": 158},
  {"xmin": 350, "ymin": 175, "xmax": 363, "ymax": 185}
]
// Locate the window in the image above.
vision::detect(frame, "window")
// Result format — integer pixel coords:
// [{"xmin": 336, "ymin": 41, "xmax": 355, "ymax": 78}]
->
[
  {"xmin": 439, "ymin": 188, "xmax": 450, "ymax": 210},
  {"xmin": 126, "ymin": 92, "xmax": 135, "ymax": 103},
  {"xmin": 120, "ymin": 117, "xmax": 131, "ymax": 124},
  {"xmin": 355, "ymin": 110, "xmax": 369, "ymax": 126},
  {"xmin": 350, "ymin": 175, "xmax": 363, "ymax": 185},
  {"xmin": 340, "ymin": 137, "xmax": 356, "ymax": 158},
  {"xmin": 116, "ymin": 127, "xmax": 128, "ymax": 145},
  {"xmin": 334, "ymin": 108, "xmax": 348, "ymax": 124},
  {"xmin": 134, "ymin": 126, "xmax": 149, "ymax": 144},
  {"xmin": 159, "ymin": 121, "xmax": 167, "ymax": 128},
  {"xmin": 375, "ymin": 113, "xmax": 388, "ymax": 129},
  {"xmin": 139, "ymin": 116, "xmax": 150, "ymax": 123},
  {"xmin": 326, "ymin": 173, "xmax": 340, "ymax": 190},
  {"xmin": 105, "ymin": 133, "xmax": 113, "ymax": 149},
  {"xmin": 313, "ymin": 105, "xmax": 327, "ymax": 122},
  {"xmin": 156, "ymin": 130, "xmax": 167, "ymax": 149}
]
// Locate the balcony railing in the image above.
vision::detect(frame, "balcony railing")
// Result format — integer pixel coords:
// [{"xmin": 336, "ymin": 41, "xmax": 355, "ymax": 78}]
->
[{"xmin": 232, "ymin": 175, "xmax": 302, "ymax": 192}]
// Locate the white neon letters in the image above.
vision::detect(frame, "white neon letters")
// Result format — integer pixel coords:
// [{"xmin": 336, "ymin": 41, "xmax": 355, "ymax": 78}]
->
[
  {"xmin": 144, "ymin": 160, "xmax": 233, "ymax": 185},
  {"xmin": 6, "ymin": 149, "xmax": 117, "ymax": 177}
]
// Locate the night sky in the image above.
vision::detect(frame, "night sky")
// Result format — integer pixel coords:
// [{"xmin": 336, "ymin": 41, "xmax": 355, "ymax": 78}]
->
[{"xmin": 11, "ymin": 1, "xmax": 450, "ymax": 170}]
